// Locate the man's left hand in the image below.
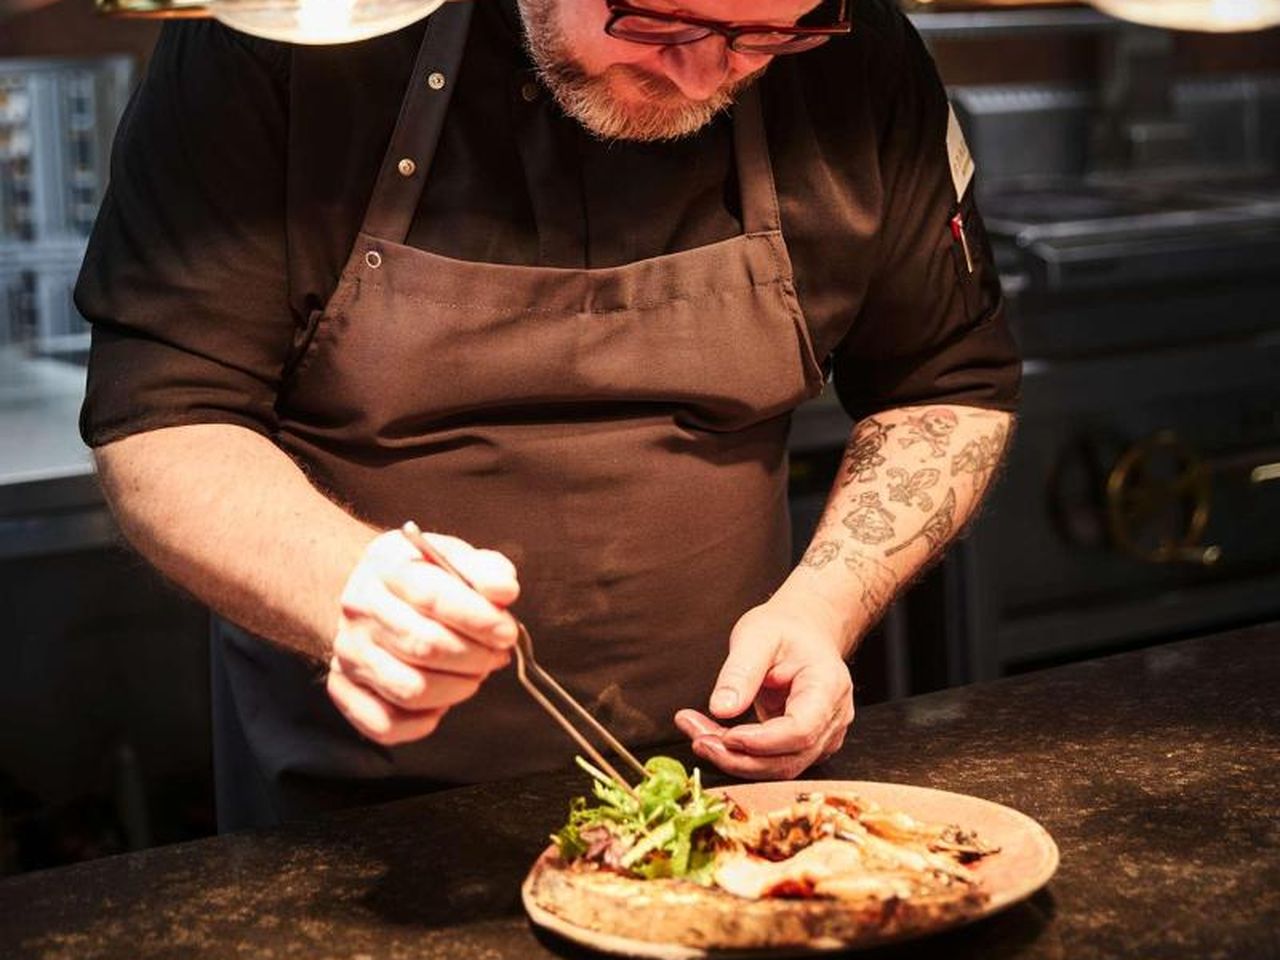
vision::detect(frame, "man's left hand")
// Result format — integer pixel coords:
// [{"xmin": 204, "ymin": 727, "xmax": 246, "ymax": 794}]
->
[{"xmin": 674, "ymin": 598, "xmax": 855, "ymax": 780}]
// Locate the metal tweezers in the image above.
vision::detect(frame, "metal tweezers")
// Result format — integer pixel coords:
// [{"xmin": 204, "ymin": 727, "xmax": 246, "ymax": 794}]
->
[{"xmin": 400, "ymin": 522, "xmax": 647, "ymax": 796}]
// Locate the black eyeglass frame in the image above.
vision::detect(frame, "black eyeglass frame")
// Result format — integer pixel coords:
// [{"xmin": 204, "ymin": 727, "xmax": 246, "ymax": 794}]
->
[{"xmin": 603, "ymin": 0, "xmax": 852, "ymax": 55}]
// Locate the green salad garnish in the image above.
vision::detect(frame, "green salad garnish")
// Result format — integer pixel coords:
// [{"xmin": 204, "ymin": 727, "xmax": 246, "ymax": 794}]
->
[{"xmin": 553, "ymin": 755, "xmax": 726, "ymax": 885}]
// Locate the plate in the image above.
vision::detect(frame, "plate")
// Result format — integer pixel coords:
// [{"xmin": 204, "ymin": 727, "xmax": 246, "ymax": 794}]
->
[{"xmin": 522, "ymin": 780, "xmax": 1059, "ymax": 959}]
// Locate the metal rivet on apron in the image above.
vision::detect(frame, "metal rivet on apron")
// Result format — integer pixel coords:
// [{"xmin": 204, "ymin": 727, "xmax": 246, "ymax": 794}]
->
[
  {"xmin": 520, "ymin": 81, "xmax": 539, "ymax": 103},
  {"xmin": 397, "ymin": 157, "xmax": 416, "ymax": 178},
  {"xmin": 426, "ymin": 71, "xmax": 447, "ymax": 91},
  {"xmin": 364, "ymin": 250, "xmax": 382, "ymax": 269}
]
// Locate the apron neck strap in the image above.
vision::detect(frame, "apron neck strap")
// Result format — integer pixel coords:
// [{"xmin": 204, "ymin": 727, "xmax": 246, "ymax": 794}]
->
[
  {"xmin": 732, "ymin": 81, "xmax": 782, "ymax": 236},
  {"xmin": 361, "ymin": 0, "xmax": 474, "ymax": 244}
]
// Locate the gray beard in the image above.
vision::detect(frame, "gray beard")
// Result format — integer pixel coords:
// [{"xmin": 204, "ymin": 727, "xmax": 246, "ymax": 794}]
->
[{"xmin": 516, "ymin": 0, "xmax": 761, "ymax": 142}]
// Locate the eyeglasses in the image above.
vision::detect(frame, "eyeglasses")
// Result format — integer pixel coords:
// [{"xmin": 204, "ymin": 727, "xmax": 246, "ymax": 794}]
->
[{"xmin": 604, "ymin": 0, "xmax": 851, "ymax": 55}]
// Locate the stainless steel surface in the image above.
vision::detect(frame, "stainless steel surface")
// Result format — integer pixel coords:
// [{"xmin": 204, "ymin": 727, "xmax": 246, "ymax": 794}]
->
[
  {"xmin": 0, "ymin": 349, "xmax": 112, "ymax": 558},
  {"xmin": 399, "ymin": 521, "xmax": 647, "ymax": 794},
  {"xmin": 0, "ymin": 348, "xmax": 92, "ymax": 485},
  {"xmin": 984, "ymin": 186, "xmax": 1280, "ymax": 293},
  {"xmin": 964, "ymin": 70, "xmax": 1280, "ymax": 294},
  {"xmin": 953, "ymin": 74, "xmax": 1280, "ymax": 195}
]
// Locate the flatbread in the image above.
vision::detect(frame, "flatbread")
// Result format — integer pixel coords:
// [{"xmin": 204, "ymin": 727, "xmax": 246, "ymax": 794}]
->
[
  {"xmin": 526, "ymin": 853, "xmax": 986, "ymax": 952},
  {"xmin": 525, "ymin": 788, "xmax": 995, "ymax": 953}
]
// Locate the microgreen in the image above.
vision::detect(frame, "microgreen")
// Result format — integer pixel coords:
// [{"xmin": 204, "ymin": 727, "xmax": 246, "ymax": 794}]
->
[{"xmin": 553, "ymin": 755, "xmax": 726, "ymax": 885}]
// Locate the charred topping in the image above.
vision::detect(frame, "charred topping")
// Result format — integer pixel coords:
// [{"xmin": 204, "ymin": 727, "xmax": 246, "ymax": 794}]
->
[{"xmin": 554, "ymin": 767, "xmax": 1000, "ymax": 902}]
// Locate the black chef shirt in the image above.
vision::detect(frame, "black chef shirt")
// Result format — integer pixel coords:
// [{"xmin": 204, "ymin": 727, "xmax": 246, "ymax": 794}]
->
[{"xmin": 76, "ymin": 0, "xmax": 1019, "ymax": 448}]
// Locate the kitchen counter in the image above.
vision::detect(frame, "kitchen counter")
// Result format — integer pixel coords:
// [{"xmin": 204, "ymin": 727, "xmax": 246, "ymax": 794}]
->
[
  {"xmin": 0, "ymin": 352, "xmax": 115, "ymax": 559},
  {"xmin": 2, "ymin": 624, "xmax": 1277, "ymax": 959},
  {"xmin": 0, "ymin": 353, "xmax": 91, "ymax": 488}
]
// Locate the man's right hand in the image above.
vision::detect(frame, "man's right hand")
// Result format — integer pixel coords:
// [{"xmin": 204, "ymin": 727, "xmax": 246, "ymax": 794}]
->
[{"xmin": 327, "ymin": 528, "xmax": 520, "ymax": 745}]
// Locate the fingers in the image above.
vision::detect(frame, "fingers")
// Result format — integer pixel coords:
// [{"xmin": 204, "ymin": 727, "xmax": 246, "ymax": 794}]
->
[
  {"xmin": 690, "ymin": 707, "xmax": 848, "ymax": 780},
  {"xmin": 327, "ymin": 661, "xmax": 446, "ymax": 746},
  {"xmin": 328, "ymin": 609, "xmax": 500, "ymax": 745},
  {"xmin": 379, "ymin": 620, "xmax": 511, "ymax": 677},
  {"xmin": 332, "ymin": 630, "xmax": 485, "ymax": 711},
  {"xmin": 709, "ymin": 628, "xmax": 778, "ymax": 720},
  {"xmin": 674, "ymin": 708, "xmax": 728, "ymax": 741},
  {"xmin": 344, "ymin": 579, "xmax": 509, "ymax": 671},
  {"xmin": 416, "ymin": 532, "xmax": 520, "ymax": 607},
  {"xmin": 817, "ymin": 726, "xmax": 848, "ymax": 763},
  {"xmin": 683, "ymin": 663, "xmax": 855, "ymax": 780},
  {"xmin": 327, "ymin": 526, "xmax": 520, "ymax": 747},
  {"xmin": 381, "ymin": 562, "xmax": 517, "ymax": 650},
  {"xmin": 692, "ymin": 736, "xmax": 816, "ymax": 780},
  {"xmin": 352, "ymin": 526, "xmax": 520, "ymax": 647},
  {"xmin": 720, "ymin": 668, "xmax": 844, "ymax": 757}
]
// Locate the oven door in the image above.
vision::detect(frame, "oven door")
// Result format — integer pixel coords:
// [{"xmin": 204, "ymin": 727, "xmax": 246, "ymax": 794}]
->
[{"xmin": 959, "ymin": 331, "xmax": 1280, "ymax": 679}]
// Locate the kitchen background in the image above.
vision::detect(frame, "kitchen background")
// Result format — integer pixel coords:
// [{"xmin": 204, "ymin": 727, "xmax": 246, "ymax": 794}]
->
[{"xmin": 1, "ymin": 0, "xmax": 1277, "ymax": 875}]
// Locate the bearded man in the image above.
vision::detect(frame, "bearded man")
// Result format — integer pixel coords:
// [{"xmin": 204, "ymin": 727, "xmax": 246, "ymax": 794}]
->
[{"xmin": 76, "ymin": 0, "xmax": 1019, "ymax": 830}]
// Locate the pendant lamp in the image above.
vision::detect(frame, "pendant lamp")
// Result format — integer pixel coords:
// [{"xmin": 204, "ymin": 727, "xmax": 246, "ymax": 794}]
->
[
  {"xmin": 94, "ymin": 0, "xmax": 448, "ymax": 45},
  {"xmin": 1087, "ymin": 0, "xmax": 1280, "ymax": 31},
  {"xmin": 209, "ymin": 0, "xmax": 446, "ymax": 44}
]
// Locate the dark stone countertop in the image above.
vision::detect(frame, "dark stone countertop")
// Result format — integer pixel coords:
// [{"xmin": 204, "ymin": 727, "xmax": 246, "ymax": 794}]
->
[{"xmin": 2, "ymin": 623, "xmax": 1278, "ymax": 959}]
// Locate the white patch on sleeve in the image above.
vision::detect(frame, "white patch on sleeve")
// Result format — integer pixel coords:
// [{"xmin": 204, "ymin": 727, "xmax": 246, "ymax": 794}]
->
[{"xmin": 946, "ymin": 104, "xmax": 975, "ymax": 202}]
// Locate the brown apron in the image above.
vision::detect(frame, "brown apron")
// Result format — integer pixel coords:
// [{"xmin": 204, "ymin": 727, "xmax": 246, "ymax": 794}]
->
[{"xmin": 210, "ymin": 1, "xmax": 824, "ymax": 830}]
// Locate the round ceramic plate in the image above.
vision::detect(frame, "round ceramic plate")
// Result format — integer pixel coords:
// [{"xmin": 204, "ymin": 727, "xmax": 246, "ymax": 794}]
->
[{"xmin": 522, "ymin": 780, "xmax": 1059, "ymax": 959}]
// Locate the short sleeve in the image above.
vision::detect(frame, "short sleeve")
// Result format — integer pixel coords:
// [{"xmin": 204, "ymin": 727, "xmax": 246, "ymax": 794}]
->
[
  {"xmin": 77, "ymin": 21, "xmax": 294, "ymax": 447},
  {"xmin": 830, "ymin": 15, "xmax": 1020, "ymax": 423}
]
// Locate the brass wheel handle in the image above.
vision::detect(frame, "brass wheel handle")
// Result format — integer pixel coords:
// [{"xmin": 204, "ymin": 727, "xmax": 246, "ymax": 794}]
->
[{"xmin": 1105, "ymin": 430, "xmax": 1220, "ymax": 566}]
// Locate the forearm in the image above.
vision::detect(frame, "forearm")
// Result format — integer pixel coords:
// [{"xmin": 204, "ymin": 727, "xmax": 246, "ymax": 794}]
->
[
  {"xmin": 778, "ymin": 405, "xmax": 1013, "ymax": 655},
  {"xmin": 94, "ymin": 423, "xmax": 378, "ymax": 661}
]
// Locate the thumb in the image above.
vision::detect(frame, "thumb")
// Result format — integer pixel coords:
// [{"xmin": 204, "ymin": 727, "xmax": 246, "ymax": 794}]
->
[{"xmin": 710, "ymin": 625, "xmax": 778, "ymax": 720}]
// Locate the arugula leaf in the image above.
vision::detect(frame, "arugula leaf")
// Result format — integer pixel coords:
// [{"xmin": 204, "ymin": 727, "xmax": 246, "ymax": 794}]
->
[{"xmin": 551, "ymin": 755, "xmax": 726, "ymax": 884}]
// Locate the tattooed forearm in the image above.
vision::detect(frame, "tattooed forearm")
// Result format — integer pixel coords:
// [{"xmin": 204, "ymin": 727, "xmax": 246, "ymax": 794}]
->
[
  {"xmin": 843, "ymin": 552, "xmax": 899, "ymax": 622},
  {"xmin": 839, "ymin": 417, "xmax": 894, "ymax": 486},
  {"xmin": 951, "ymin": 421, "xmax": 1009, "ymax": 494},
  {"xmin": 842, "ymin": 491, "xmax": 898, "ymax": 545},
  {"xmin": 887, "ymin": 467, "xmax": 941, "ymax": 512},
  {"xmin": 782, "ymin": 407, "xmax": 1013, "ymax": 654},
  {"xmin": 800, "ymin": 539, "xmax": 842, "ymax": 569},
  {"xmin": 898, "ymin": 408, "xmax": 958, "ymax": 458},
  {"xmin": 886, "ymin": 488, "xmax": 957, "ymax": 559}
]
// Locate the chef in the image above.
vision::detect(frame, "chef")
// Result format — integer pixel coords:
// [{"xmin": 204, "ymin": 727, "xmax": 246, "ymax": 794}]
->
[{"xmin": 76, "ymin": 0, "xmax": 1019, "ymax": 830}]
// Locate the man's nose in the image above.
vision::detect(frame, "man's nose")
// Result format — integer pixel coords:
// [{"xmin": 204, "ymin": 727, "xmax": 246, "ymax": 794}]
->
[{"xmin": 658, "ymin": 39, "xmax": 733, "ymax": 101}]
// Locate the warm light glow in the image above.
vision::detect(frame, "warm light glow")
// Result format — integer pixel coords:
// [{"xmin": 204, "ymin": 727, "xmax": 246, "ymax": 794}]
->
[
  {"xmin": 296, "ymin": 0, "xmax": 356, "ymax": 40},
  {"xmin": 1089, "ymin": 0, "xmax": 1280, "ymax": 31},
  {"xmin": 209, "ymin": 0, "xmax": 446, "ymax": 44}
]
